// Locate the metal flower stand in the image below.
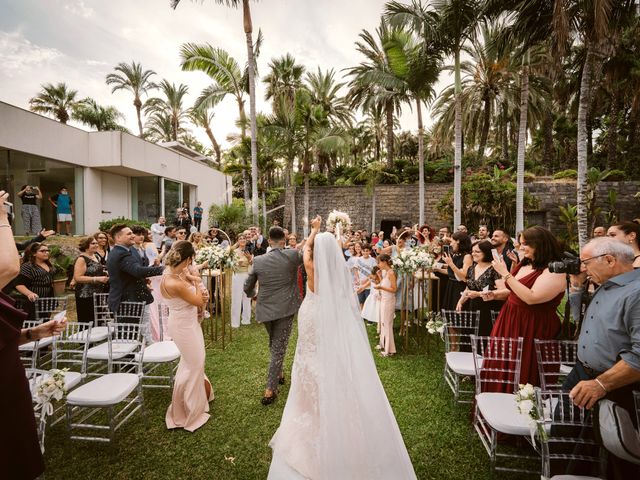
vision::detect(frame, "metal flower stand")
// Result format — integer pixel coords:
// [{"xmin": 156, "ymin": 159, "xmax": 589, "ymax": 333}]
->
[
  {"xmin": 398, "ymin": 268, "xmax": 440, "ymax": 351},
  {"xmin": 200, "ymin": 269, "xmax": 232, "ymax": 349}
]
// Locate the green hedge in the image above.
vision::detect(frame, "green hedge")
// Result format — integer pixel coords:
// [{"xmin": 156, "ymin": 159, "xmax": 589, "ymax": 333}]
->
[{"xmin": 98, "ymin": 217, "xmax": 151, "ymax": 233}]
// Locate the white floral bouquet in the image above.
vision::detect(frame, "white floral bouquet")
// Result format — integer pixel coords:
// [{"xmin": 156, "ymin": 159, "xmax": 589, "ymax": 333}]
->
[
  {"xmin": 195, "ymin": 245, "xmax": 237, "ymax": 271},
  {"xmin": 425, "ymin": 314, "xmax": 445, "ymax": 337},
  {"xmin": 326, "ymin": 210, "xmax": 352, "ymax": 235},
  {"xmin": 392, "ymin": 247, "xmax": 435, "ymax": 275},
  {"xmin": 515, "ymin": 383, "xmax": 547, "ymax": 443},
  {"xmin": 33, "ymin": 369, "xmax": 68, "ymax": 408}
]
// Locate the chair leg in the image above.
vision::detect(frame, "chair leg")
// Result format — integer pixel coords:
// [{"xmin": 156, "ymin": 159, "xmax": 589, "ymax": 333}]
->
[
  {"xmin": 108, "ymin": 406, "xmax": 115, "ymax": 443},
  {"xmin": 139, "ymin": 383, "xmax": 148, "ymax": 428}
]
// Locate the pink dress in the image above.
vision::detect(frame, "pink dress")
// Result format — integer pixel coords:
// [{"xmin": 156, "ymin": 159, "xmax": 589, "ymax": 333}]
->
[
  {"xmin": 378, "ymin": 272, "xmax": 396, "ymax": 355},
  {"xmin": 161, "ymin": 276, "xmax": 214, "ymax": 432}
]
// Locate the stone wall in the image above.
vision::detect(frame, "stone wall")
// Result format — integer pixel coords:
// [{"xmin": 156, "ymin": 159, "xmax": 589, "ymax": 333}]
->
[{"xmin": 279, "ymin": 181, "xmax": 640, "ymax": 236}]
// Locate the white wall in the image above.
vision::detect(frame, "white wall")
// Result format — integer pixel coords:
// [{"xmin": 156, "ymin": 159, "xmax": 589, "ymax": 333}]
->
[{"xmin": 100, "ymin": 172, "xmax": 130, "ymax": 227}]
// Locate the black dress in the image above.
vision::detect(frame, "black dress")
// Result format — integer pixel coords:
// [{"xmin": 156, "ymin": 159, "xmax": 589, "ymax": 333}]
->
[
  {"xmin": 74, "ymin": 255, "xmax": 107, "ymax": 324},
  {"xmin": 442, "ymin": 254, "xmax": 467, "ymax": 312},
  {"xmin": 0, "ymin": 292, "xmax": 45, "ymax": 479},
  {"xmin": 14, "ymin": 262, "xmax": 55, "ymax": 319},
  {"xmin": 465, "ymin": 264, "xmax": 505, "ymax": 336}
]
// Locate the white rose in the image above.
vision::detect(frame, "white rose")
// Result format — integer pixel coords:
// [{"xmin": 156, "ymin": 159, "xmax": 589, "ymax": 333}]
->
[
  {"xmin": 521, "ymin": 384, "xmax": 535, "ymax": 398},
  {"xmin": 518, "ymin": 399, "xmax": 534, "ymax": 415}
]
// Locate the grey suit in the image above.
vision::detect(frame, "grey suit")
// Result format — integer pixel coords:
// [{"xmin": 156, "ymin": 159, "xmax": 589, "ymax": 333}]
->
[{"xmin": 244, "ymin": 247, "xmax": 303, "ymax": 392}]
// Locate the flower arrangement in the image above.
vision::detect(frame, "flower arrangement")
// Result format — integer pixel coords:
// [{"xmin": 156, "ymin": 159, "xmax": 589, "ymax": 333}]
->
[
  {"xmin": 32, "ymin": 368, "xmax": 68, "ymax": 452},
  {"xmin": 195, "ymin": 245, "xmax": 237, "ymax": 271},
  {"xmin": 392, "ymin": 247, "xmax": 435, "ymax": 275},
  {"xmin": 326, "ymin": 210, "xmax": 352, "ymax": 233},
  {"xmin": 515, "ymin": 383, "xmax": 547, "ymax": 444},
  {"xmin": 425, "ymin": 314, "xmax": 445, "ymax": 337}
]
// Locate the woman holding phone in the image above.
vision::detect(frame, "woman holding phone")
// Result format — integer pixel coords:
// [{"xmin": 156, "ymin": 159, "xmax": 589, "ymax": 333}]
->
[{"xmin": 440, "ymin": 232, "xmax": 473, "ymax": 311}]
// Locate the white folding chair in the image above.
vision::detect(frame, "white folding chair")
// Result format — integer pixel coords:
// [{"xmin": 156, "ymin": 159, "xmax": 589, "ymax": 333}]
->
[
  {"xmin": 66, "ymin": 322, "xmax": 146, "ymax": 443},
  {"xmin": 89, "ymin": 293, "xmax": 113, "ymax": 343},
  {"xmin": 490, "ymin": 310, "xmax": 500, "ymax": 326},
  {"xmin": 536, "ymin": 389, "xmax": 604, "ymax": 479},
  {"xmin": 35, "ymin": 296, "xmax": 68, "ymax": 322},
  {"xmin": 25, "ymin": 368, "xmax": 52, "ymax": 453},
  {"xmin": 535, "ymin": 340, "xmax": 578, "ymax": 391},
  {"xmin": 138, "ymin": 303, "xmax": 180, "ymax": 389},
  {"xmin": 86, "ymin": 301, "xmax": 145, "ymax": 374},
  {"xmin": 471, "ymin": 335, "xmax": 536, "ymax": 475},
  {"xmin": 441, "ymin": 309, "xmax": 481, "ymax": 403},
  {"xmin": 19, "ymin": 320, "xmax": 51, "ymax": 369}
]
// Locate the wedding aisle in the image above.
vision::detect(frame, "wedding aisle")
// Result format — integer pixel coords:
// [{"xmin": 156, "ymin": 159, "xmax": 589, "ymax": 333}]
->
[{"xmin": 43, "ymin": 320, "xmax": 516, "ymax": 480}]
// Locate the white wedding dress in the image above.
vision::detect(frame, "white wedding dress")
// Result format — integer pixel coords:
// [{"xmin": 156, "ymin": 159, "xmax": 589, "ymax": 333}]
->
[{"xmin": 268, "ymin": 232, "xmax": 417, "ymax": 479}]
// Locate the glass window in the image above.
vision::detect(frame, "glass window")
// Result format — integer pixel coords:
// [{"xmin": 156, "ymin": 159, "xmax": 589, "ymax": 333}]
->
[
  {"xmin": 132, "ymin": 177, "xmax": 160, "ymax": 224},
  {"xmin": 163, "ymin": 179, "xmax": 182, "ymax": 220}
]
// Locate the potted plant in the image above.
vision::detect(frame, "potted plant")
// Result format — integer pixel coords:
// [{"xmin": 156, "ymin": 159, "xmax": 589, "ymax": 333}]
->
[{"xmin": 49, "ymin": 245, "xmax": 76, "ymax": 295}]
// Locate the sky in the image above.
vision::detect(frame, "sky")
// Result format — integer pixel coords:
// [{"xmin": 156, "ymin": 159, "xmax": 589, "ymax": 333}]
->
[{"xmin": 0, "ymin": 0, "xmax": 444, "ymax": 151}]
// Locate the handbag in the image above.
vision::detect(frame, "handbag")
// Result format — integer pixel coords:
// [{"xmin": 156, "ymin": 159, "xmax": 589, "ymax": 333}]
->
[{"xmin": 594, "ymin": 396, "xmax": 640, "ymax": 465}]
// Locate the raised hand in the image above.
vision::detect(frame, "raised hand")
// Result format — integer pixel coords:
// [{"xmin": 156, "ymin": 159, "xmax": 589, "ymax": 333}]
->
[{"xmin": 310, "ymin": 215, "xmax": 322, "ymax": 232}]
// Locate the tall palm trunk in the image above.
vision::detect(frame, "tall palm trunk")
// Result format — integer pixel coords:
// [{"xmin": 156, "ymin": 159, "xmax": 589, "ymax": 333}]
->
[
  {"xmin": 502, "ymin": 100, "xmax": 509, "ymax": 165},
  {"xmin": 577, "ymin": 48, "xmax": 595, "ymax": 248},
  {"xmin": 134, "ymin": 97, "xmax": 143, "ymax": 137},
  {"xmin": 262, "ymin": 189, "xmax": 267, "ymax": 232},
  {"xmin": 477, "ymin": 94, "xmax": 491, "ymax": 160},
  {"xmin": 453, "ymin": 48, "xmax": 463, "ymax": 228},
  {"xmin": 516, "ymin": 60, "xmax": 529, "ymax": 234},
  {"xmin": 285, "ymin": 159, "xmax": 297, "ymax": 235},
  {"xmin": 371, "ymin": 182, "xmax": 377, "ymax": 233},
  {"xmin": 238, "ymin": 97, "xmax": 251, "ymax": 212},
  {"xmin": 542, "ymin": 110, "xmax": 554, "ymax": 173},
  {"xmin": 385, "ymin": 99, "xmax": 394, "ymax": 168},
  {"xmin": 205, "ymin": 126, "xmax": 222, "ymax": 167},
  {"xmin": 243, "ymin": 0, "xmax": 259, "ymax": 224},
  {"xmin": 606, "ymin": 89, "xmax": 621, "ymax": 169},
  {"xmin": 416, "ymin": 98, "xmax": 425, "ymax": 226}
]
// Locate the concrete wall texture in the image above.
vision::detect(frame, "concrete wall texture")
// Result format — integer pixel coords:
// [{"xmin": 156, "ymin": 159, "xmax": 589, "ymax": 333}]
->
[{"xmin": 282, "ymin": 181, "xmax": 640, "ymax": 236}]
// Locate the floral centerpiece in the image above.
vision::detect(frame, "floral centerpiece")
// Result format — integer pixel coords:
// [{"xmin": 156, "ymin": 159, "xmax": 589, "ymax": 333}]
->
[
  {"xmin": 425, "ymin": 314, "xmax": 445, "ymax": 337},
  {"xmin": 195, "ymin": 244, "xmax": 237, "ymax": 271},
  {"xmin": 326, "ymin": 210, "xmax": 352, "ymax": 238},
  {"xmin": 392, "ymin": 246, "xmax": 435, "ymax": 275},
  {"xmin": 32, "ymin": 368, "xmax": 68, "ymax": 453},
  {"xmin": 515, "ymin": 383, "xmax": 547, "ymax": 444}
]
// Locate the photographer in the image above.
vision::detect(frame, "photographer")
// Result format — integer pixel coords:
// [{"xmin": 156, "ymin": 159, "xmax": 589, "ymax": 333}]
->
[
  {"xmin": 563, "ymin": 237, "xmax": 640, "ymax": 478},
  {"xmin": 17, "ymin": 185, "xmax": 42, "ymax": 235}
]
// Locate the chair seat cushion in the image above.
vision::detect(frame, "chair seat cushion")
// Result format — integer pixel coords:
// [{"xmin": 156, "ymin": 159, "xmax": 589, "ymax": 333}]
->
[
  {"xmin": 137, "ymin": 341, "xmax": 180, "ymax": 363},
  {"xmin": 87, "ymin": 341, "xmax": 137, "ymax": 360},
  {"xmin": 476, "ymin": 392, "xmax": 532, "ymax": 436},
  {"xmin": 446, "ymin": 352, "xmax": 482, "ymax": 376},
  {"xmin": 67, "ymin": 326, "xmax": 108, "ymax": 343},
  {"xmin": 19, "ymin": 337, "xmax": 54, "ymax": 351},
  {"xmin": 67, "ymin": 373, "xmax": 139, "ymax": 406}
]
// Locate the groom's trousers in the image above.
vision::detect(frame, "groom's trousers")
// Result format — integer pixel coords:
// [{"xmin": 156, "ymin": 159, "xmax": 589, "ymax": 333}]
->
[{"xmin": 263, "ymin": 315, "xmax": 294, "ymax": 392}]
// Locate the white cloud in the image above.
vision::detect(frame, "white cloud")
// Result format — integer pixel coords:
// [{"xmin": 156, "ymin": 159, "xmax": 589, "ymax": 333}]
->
[
  {"xmin": 62, "ymin": 0, "xmax": 95, "ymax": 19},
  {"xmin": 0, "ymin": 31, "xmax": 63, "ymax": 77}
]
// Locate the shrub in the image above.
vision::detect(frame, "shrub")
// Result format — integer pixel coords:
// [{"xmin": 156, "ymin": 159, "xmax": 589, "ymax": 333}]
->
[
  {"xmin": 208, "ymin": 199, "xmax": 253, "ymax": 239},
  {"xmin": 553, "ymin": 169, "xmax": 577, "ymax": 180},
  {"xmin": 98, "ymin": 217, "xmax": 151, "ymax": 233},
  {"xmin": 605, "ymin": 169, "xmax": 626, "ymax": 181}
]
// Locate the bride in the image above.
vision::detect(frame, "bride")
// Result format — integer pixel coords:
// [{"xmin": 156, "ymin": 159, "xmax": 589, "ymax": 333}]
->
[{"xmin": 268, "ymin": 216, "xmax": 416, "ymax": 479}]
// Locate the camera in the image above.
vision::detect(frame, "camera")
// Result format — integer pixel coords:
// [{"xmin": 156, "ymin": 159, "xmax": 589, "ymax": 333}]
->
[{"xmin": 548, "ymin": 253, "xmax": 581, "ymax": 275}]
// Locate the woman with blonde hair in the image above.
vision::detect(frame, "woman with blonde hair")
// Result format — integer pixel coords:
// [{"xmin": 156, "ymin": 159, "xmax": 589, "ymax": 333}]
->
[
  {"xmin": 188, "ymin": 231, "xmax": 206, "ymax": 251},
  {"xmin": 230, "ymin": 233, "xmax": 253, "ymax": 328},
  {"xmin": 161, "ymin": 240, "xmax": 213, "ymax": 432}
]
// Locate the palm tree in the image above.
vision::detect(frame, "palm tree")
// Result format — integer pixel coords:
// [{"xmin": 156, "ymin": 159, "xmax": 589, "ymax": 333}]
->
[
  {"xmin": 29, "ymin": 82, "xmax": 84, "ymax": 124},
  {"xmin": 346, "ymin": 20, "xmax": 409, "ymax": 168},
  {"xmin": 105, "ymin": 61, "xmax": 157, "ymax": 137},
  {"xmin": 263, "ymin": 54, "xmax": 305, "ymax": 113},
  {"xmin": 72, "ymin": 98, "xmax": 128, "ymax": 132},
  {"xmin": 188, "ymin": 106, "xmax": 223, "ymax": 167},
  {"xmin": 171, "ymin": 0, "xmax": 259, "ymax": 223},
  {"xmin": 144, "ymin": 111, "xmax": 188, "ymax": 143},
  {"xmin": 180, "ymin": 43, "xmax": 253, "ymax": 208},
  {"xmin": 433, "ymin": 0, "xmax": 480, "ymax": 229},
  {"xmin": 144, "ymin": 80, "xmax": 189, "ymax": 142}
]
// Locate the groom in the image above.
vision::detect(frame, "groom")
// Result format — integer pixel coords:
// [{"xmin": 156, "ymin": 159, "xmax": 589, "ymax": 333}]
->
[{"xmin": 244, "ymin": 225, "xmax": 303, "ymax": 405}]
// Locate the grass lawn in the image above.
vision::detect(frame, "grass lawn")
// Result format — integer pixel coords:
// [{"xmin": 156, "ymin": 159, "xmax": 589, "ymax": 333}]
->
[{"xmin": 43, "ymin": 317, "xmax": 534, "ymax": 480}]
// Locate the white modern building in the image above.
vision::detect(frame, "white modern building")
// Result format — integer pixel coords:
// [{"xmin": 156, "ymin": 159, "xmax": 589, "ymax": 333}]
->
[{"xmin": 0, "ymin": 101, "xmax": 231, "ymax": 235}]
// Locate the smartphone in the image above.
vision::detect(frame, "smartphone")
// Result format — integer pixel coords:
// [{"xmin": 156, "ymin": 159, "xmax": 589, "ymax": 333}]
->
[
  {"xmin": 491, "ymin": 248, "xmax": 502, "ymax": 262},
  {"xmin": 52, "ymin": 310, "xmax": 67, "ymax": 323},
  {"xmin": 443, "ymin": 245, "xmax": 452, "ymax": 255}
]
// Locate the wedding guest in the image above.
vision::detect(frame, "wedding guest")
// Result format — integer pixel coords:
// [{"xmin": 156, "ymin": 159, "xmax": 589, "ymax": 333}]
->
[
  {"xmin": 483, "ymin": 226, "xmax": 565, "ymax": 390},
  {"xmin": 106, "ymin": 224, "xmax": 164, "ymax": 316},
  {"xmin": 143, "ymin": 230, "xmax": 164, "ymax": 340},
  {"xmin": 188, "ymin": 231, "xmax": 206, "ymax": 251},
  {"xmin": 375, "ymin": 254, "xmax": 397, "ymax": 357},
  {"xmin": 13, "ymin": 242, "xmax": 55, "ymax": 319},
  {"xmin": 456, "ymin": 240, "xmax": 504, "ymax": 336},
  {"xmin": 161, "ymin": 241, "xmax": 213, "ymax": 432},
  {"xmin": 174, "ymin": 210, "xmax": 191, "ymax": 231},
  {"xmin": 159, "ymin": 226, "xmax": 177, "ymax": 263},
  {"xmin": 193, "ymin": 201, "xmax": 203, "ymax": 231},
  {"xmin": 73, "ymin": 237, "xmax": 109, "ymax": 323},
  {"xmin": 48, "ymin": 186, "xmax": 74, "ymax": 236},
  {"xmin": 438, "ymin": 226, "xmax": 451, "ymax": 241},
  {"xmin": 150, "ymin": 216, "xmax": 167, "ymax": 249},
  {"xmin": 94, "ymin": 231, "xmax": 110, "ymax": 265},
  {"xmin": 286, "ymin": 234, "xmax": 298, "ymax": 249},
  {"xmin": 15, "ymin": 228, "xmax": 55, "ymax": 252},
  {"xmin": 362, "ymin": 266, "xmax": 381, "ymax": 324},
  {"xmin": 17, "ymin": 185, "xmax": 42, "ymax": 236},
  {"xmin": 592, "ymin": 226, "xmax": 606, "ymax": 238},
  {"xmin": 607, "ymin": 221, "xmax": 640, "ymax": 268},
  {"xmin": 477, "ymin": 224, "xmax": 489, "ymax": 241},
  {"xmin": 231, "ymin": 234, "xmax": 253, "ymax": 328},
  {"xmin": 457, "ymin": 224, "xmax": 468, "ymax": 234},
  {"xmin": 441, "ymin": 232, "xmax": 473, "ymax": 311},
  {"xmin": 130, "ymin": 226, "xmax": 158, "ymax": 342},
  {"xmin": 490, "ymin": 229, "xmax": 514, "ymax": 271}
]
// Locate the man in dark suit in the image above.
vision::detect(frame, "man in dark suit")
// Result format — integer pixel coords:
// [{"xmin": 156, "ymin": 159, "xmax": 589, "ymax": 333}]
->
[
  {"xmin": 244, "ymin": 224, "xmax": 305, "ymax": 405},
  {"xmin": 106, "ymin": 224, "xmax": 164, "ymax": 315}
]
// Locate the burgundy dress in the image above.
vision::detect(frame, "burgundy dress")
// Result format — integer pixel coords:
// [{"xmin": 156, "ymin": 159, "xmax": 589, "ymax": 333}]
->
[
  {"xmin": 0, "ymin": 292, "xmax": 45, "ymax": 479},
  {"xmin": 486, "ymin": 266, "xmax": 562, "ymax": 392}
]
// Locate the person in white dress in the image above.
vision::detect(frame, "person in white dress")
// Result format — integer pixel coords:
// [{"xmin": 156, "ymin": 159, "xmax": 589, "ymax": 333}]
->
[{"xmin": 268, "ymin": 216, "xmax": 416, "ymax": 480}]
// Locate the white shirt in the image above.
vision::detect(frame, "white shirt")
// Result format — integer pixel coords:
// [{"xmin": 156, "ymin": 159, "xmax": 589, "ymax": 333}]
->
[{"xmin": 150, "ymin": 223, "xmax": 166, "ymax": 248}]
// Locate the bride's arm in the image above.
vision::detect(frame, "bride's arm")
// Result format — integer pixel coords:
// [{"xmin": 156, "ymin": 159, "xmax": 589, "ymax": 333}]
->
[{"xmin": 303, "ymin": 215, "xmax": 322, "ymax": 275}]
